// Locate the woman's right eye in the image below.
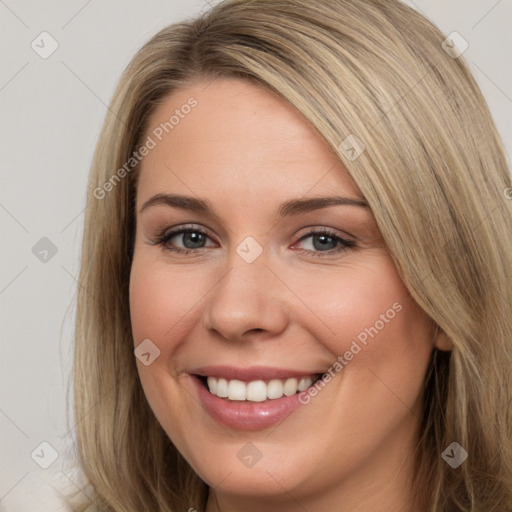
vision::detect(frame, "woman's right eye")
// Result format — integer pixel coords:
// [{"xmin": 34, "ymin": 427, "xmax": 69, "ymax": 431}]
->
[{"xmin": 152, "ymin": 226, "xmax": 216, "ymax": 255}]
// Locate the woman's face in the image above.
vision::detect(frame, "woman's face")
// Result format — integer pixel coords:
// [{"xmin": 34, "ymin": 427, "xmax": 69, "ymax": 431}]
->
[{"xmin": 130, "ymin": 77, "xmax": 439, "ymax": 509}]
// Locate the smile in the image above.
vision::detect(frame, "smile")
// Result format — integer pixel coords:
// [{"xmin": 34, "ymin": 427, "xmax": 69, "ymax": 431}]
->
[
  {"xmin": 189, "ymin": 366, "xmax": 324, "ymax": 430},
  {"xmin": 203, "ymin": 375, "xmax": 318, "ymax": 401}
]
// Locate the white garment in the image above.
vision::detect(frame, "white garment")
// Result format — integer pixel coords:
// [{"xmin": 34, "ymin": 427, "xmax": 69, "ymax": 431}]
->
[
  {"xmin": 0, "ymin": 438, "xmax": 95, "ymax": 512},
  {"xmin": 0, "ymin": 469, "xmax": 75, "ymax": 512}
]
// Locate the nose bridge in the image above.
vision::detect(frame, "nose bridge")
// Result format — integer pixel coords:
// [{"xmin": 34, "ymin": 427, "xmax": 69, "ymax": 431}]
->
[{"xmin": 202, "ymin": 237, "xmax": 288, "ymax": 340}]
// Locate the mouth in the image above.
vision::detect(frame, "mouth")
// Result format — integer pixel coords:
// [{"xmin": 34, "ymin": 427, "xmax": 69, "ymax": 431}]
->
[
  {"xmin": 196, "ymin": 374, "xmax": 322, "ymax": 402},
  {"xmin": 189, "ymin": 366, "xmax": 326, "ymax": 430},
  {"xmin": 187, "ymin": 366, "xmax": 323, "ymax": 431}
]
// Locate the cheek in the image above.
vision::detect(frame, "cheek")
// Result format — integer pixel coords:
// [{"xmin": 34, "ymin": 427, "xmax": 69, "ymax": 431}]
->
[
  {"xmin": 128, "ymin": 256, "xmax": 205, "ymax": 451},
  {"xmin": 129, "ymin": 257, "xmax": 209, "ymax": 350},
  {"xmin": 290, "ymin": 255, "xmax": 434, "ymax": 409},
  {"xmin": 284, "ymin": 254, "xmax": 423, "ymax": 353}
]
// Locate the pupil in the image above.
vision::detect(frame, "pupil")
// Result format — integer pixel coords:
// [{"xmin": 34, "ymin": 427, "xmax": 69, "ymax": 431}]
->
[
  {"xmin": 313, "ymin": 234, "xmax": 335, "ymax": 251},
  {"xmin": 184, "ymin": 232, "xmax": 205, "ymax": 249}
]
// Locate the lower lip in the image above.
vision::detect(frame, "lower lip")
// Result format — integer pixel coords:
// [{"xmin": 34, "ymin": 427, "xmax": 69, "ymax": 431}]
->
[{"xmin": 191, "ymin": 375, "xmax": 304, "ymax": 431}]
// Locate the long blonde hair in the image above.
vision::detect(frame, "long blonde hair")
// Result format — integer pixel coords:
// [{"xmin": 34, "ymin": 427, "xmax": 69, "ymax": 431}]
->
[{"xmin": 72, "ymin": 0, "xmax": 512, "ymax": 510}]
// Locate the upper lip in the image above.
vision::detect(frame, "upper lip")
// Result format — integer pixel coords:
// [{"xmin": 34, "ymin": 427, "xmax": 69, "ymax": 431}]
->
[{"xmin": 190, "ymin": 365, "xmax": 322, "ymax": 382}]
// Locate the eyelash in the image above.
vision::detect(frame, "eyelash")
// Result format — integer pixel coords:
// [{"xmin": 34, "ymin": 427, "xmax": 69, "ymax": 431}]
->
[{"xmin": 151, "ymin": 224, "xmax": 356, "ymax": 258}]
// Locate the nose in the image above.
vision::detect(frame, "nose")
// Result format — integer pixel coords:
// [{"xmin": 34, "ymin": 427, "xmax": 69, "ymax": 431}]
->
[{"xmin": 202, "ymin": 245, "xmax": 289, "ymax": 342}]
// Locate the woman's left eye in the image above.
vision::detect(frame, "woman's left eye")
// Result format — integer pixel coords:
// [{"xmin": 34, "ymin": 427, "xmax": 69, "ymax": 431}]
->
[
  {"xmin": 151, "ymin": 226, "xmax": 355, "ymax": 257},
  {"xmin": 293, "ymin": 230, "xmax": 356, "ymax": 257}
]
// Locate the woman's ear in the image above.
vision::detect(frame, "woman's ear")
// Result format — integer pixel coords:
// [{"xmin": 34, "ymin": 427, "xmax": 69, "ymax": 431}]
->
[{"xmin": 433, "ymin": 325, "xmax": 453, "ymax": 351}]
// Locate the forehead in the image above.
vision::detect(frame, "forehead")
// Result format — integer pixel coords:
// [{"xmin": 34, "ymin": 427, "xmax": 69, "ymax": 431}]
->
[{"xmin": 136, "ymin": 77, "xmax": 363, "ymax": 208}]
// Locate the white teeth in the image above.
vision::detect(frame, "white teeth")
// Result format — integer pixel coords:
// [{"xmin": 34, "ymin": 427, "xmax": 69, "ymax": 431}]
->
[
  {"xmin": 297, "ymin": 377, "xmax": 312, "ymax": 391},
  {"xmin": 283, "ymin": 377, "xmax": 298, "ymax": 396},
  {"xmin": 267, "ymin": 379, "xmax": 284, "ymax": 399},
  {"xmin": 216, "ymin": 378, "xmax": 228, "ymax": 398},
  {"xmin": 227, "ymin": 380, "xmax": 246, "ymax": 400},
  {"xmin": 205, "ymin": 375, "xmax": 315, "ymax": 401},
  {"xmin": 246, "ymin": 380, "xmax": 267, "ymax": 402},
  {"xmin": 207, "ymin": 376, "xmax": 217, "ymax": 395}
]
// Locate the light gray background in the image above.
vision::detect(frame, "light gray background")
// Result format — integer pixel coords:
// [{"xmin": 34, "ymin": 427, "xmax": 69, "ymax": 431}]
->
[{"xmin": 1, "ymin": 0, "xmax": 511, "ymax": 506}]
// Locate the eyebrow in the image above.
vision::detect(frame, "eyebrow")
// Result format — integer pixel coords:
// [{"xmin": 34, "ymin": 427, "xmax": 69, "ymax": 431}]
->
[{"xmin": 139, "ymin": 193, "xmax": 369, "ymax": 218}]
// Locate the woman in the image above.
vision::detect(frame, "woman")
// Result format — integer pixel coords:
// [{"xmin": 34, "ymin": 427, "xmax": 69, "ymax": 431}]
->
[{"xmin": 71, "ymin": 0, "xmax": 512, "ymax": 510}]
